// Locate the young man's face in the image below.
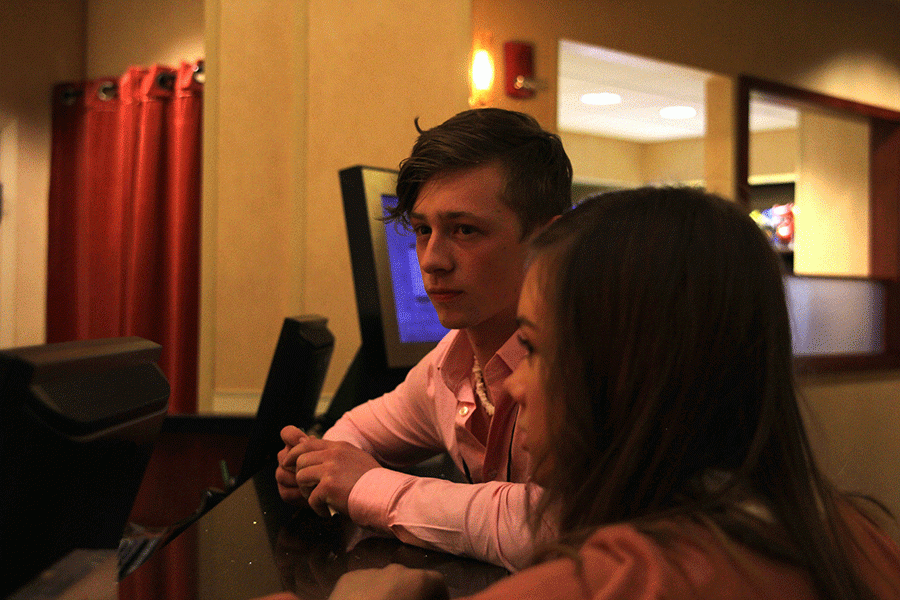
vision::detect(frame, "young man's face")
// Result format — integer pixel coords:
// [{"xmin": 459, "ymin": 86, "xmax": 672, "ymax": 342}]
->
[{"xmin": 410, "ymin": 163, "xmax": 529, "ymax": 338}]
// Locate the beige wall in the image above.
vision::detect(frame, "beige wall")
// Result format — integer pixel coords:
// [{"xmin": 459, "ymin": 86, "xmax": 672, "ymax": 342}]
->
[
  {"xmin": 643, "ymin": 137, "xmax": 705, "ymax": 185},
  {"xmin": 0, "ymin": 0, "xmax": 84, "ymax": 348},
  {"xmin": 794, "ymin": 111, "xmax": 870, "ymax": 276},
  {"xmin": 202, "ymin": 0, "xmax": 471, "ymax": 412},
  {"xmin": 563, "ymin": 128, "xmax": 795, "ymax": 189},
  {"xmin": 750, "ymin": 128, "xmax": 798, "ymax": 182},
  {"xmin": 560, "ymin": 132, "xmax": 644, "ymax": 187},
  {"xmin": 561, "ymin": 132, "xmax": 705, "ymax": 187},
  {"xmin": 299, "ymin": 1, "xmax": 470, "ymax": 405}
]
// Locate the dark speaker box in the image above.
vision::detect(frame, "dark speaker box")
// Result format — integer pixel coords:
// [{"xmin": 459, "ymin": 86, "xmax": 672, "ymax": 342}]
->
[{"xmin": 0, "ymin": 337, "xmax": 169, "ymax": 596}]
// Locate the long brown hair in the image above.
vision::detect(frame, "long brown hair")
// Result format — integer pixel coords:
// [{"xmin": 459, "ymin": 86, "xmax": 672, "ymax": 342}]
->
[{"xmin": 528, "ymin": 186, "xmax": 882, "ymax": 599}]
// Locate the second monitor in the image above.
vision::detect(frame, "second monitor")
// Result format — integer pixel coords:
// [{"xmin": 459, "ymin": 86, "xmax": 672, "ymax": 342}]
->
[{"xmin": 319, "ymin": 166, "xmax": 449, "ymax": 429}]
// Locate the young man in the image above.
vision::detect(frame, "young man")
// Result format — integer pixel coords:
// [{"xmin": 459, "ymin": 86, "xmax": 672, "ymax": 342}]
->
[{"xmin": 275, "ymin": 108, "xmax": 572, "ymax": 571}]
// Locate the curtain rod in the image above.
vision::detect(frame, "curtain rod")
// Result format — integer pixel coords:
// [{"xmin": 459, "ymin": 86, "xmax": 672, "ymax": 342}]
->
[{"xmin": 61, "ymin": 62, "xmax": 204, "ymax": 104}]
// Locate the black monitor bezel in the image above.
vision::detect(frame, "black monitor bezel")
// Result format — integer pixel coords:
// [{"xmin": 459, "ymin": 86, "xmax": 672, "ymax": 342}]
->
[{"xmin": 339, "ymin": 165, "xmax": 443, "ymax": 370}]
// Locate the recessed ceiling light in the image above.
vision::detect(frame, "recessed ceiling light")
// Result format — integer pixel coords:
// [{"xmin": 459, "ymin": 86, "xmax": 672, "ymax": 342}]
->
[
  {"xmin": 581, "ymin": 92, "xmax": 621, "ymax": 106},
  {"xmin": 659, "ymin": 105, "xmax": 697, "ymax": 119}
]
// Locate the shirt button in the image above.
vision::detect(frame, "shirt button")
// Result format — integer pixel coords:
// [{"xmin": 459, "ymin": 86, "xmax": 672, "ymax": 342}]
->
[{"xmin": 459, "ymin": 406, "xmax": 469, "ymax": 416}]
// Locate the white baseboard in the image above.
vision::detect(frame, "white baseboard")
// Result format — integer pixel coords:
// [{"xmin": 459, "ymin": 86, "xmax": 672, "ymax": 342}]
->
[
  {"xmin": 211, "ymin": 390, "xmax": 260, "ymax": 416},
  {"xmin": 210, "ymin": 390, "xmax": 332, "ymax": 417}
]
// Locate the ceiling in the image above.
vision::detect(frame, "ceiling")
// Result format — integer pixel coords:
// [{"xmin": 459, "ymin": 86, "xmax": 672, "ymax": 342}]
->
[{"xmin": 557, "ymin": 40, "xmax": 798, "ymax": 142}]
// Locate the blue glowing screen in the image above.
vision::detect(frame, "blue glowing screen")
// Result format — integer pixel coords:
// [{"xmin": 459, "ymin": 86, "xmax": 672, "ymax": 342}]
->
[{"xmin": 381, "ymin": 194, "xmax": 450, "ymax": 343}]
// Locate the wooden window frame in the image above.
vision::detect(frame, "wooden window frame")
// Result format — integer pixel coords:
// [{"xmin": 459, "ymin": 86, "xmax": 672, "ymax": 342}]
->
[{"xmin": 736, "ymin": 76, "xmax": 900, "ymax": 373}]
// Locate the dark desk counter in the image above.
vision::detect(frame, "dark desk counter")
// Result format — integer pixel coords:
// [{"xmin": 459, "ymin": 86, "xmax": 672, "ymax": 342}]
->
[{"xmin": 119, "ymin": 469, "xmax": 509, "ymax": 599}]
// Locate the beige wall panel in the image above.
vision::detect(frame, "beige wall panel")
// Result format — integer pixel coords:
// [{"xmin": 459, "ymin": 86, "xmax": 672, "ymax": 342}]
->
[
  {"xmin": 793, "ymin": 111, "xmax": 869, "ymax": 276},
  {"xmin": 801, "ymin": 372, "xmax": 900, "ymax": 527},
  {"xmin": 205, "ymin": 0, "xmax": 307, "ymax": 408},
  {"xmin": 1, "ymin": 0, "xmax": 84, "ymax": 348},
  {"xmin": 303, "ymin": 0, "xmax": 471, "ymax": 399},
  {"xmin": 749, "ymin": 128, "xmax": 798, "ymax": 181},
  {"xmin": 704, "ymin": 75, "xmax": 735, "ymax": 197},
  {"xmin": 560, "ymin": 131, "xmax": 643, "ymax": 187},
  {"xmin": 643, "ymin": 137, "xmax": 704, "ymax": 185}
]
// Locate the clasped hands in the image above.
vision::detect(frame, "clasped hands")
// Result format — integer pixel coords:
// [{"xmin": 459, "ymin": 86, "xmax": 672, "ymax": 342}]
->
[{"xmin": 275, "ymin": 425, "xmax": 381, "ymax": 517}]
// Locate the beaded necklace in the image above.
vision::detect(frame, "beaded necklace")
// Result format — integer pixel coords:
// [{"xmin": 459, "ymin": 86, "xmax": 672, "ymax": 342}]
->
[{"xmin": 472, "ymin": 357, "xmax": 495, "ymax": 417}]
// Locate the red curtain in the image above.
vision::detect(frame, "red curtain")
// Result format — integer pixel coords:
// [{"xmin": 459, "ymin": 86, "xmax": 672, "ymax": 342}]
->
[{"xmin": 47, "ymin": 62, "xmax": 203, "ymax": 413}]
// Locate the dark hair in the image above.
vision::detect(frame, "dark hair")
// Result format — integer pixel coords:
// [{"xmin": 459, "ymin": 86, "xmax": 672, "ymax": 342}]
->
[
  {"xmin": 391, "ymin": 108, "xmax": 573, "ymax": 237},
  {"xmin": 528, "ymin": 186, "xmax": 882, "ymax": 599}
]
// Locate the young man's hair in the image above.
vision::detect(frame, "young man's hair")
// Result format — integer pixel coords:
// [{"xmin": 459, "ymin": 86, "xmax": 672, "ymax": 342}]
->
[
  {"xmin": 390, "ymin": 108, "xmax": 573, "ymax": 237},
  {"xmin": 527, "ymin": 186, "xmax": 884, "ymax": 600}
]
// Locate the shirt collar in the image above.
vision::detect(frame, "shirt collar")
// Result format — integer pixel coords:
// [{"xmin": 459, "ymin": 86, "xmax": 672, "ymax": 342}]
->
[{"xmin": 438, "ymin": 329, "xmax": 525, "ymax": 391}]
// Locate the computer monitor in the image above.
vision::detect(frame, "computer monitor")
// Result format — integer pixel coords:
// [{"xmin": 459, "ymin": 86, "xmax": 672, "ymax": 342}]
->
[
  {"xmin": 319, "ymin": 166, "xmax": 448, "ymax": 429},
  {"xmin": 237, "ymin": 315, "xmax": 335, "ymax": 486},
  {"xmin": 0, "ymin": 337, "xmax": 169, "ymax": 596},
  {"xmin": 341, "ymin": 165, "xmax": 449, "ymax": 367}
]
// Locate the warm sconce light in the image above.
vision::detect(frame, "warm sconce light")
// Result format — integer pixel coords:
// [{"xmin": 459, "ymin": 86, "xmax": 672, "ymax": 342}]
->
[
  {"xmin": 470, "ymin": 32, "xmax": 496, "ymax": 107},
  {"xmin": 472, "ymin": 49, "xmax": 495, "ymax": 92},
  {"xmin": 504, "ymin": 41, "xmax": 537, "ymax": 99}
]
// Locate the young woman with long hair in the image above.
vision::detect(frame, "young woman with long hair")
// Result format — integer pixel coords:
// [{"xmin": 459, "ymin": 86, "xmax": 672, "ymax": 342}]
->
[{"xmin": 258, "ymin": 186, "xmax": 900, "ymax": 600}]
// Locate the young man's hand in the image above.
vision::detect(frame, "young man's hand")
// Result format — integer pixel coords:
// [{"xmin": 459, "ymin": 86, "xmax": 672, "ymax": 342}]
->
[
  {"xmin": 275, "ymin": 425, "xmax": 313, "ymax": 505},
  {"xmin": 290, "ymin": 437, "xmax": 381, "ymax": 516}
]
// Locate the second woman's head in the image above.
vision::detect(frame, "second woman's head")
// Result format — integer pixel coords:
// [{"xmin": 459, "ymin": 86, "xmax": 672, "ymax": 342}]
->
[{"xmin": 505, "ymin": 186, "xmax": 798, "ymax": 536}]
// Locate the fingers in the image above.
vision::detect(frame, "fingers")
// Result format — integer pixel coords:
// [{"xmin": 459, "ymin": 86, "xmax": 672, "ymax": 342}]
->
[
  {"xmin": 283, "ymin": 436, "xmax": 329, "ymax": 470},
  {"xmin": 276, "ymin": 463, "xmax": 308, "ymax": 505},
  {"xmin": 279, "ymin": 439, "xmax": 331, "ymax": 511},
  {"xmin": 278, "ymin": 432, "xmax": 322, "ymax": 482},
  {"xmin": 281, "ymin": 425, "xmax": 308, "ymax": 446},
  {"xmin": 285, "ymin": 439, "xmax": 377, "ymax": 517},
  {"xmin": 276, "ymin": 429, "xmax": 313, "ymax": 506},
  {"xmin": 306, "ymin": 478, "xmax": 335, "ymax": 518},
  {"xmin": 294, "ymin": 450, "xmax": 329, "ymax": 486},
  {"xmin": 293, "ymin": 450, "xmax": 335, "ymax": 516},
  {"xmin": 277, "ymin": 426, "xmax": 308, "ymax": 484}
]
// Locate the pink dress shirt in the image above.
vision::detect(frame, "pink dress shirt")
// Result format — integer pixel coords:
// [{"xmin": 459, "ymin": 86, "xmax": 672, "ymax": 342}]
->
[{"xmin": 323, "ymin": 330, "xmax": 551, "ymax": 571}]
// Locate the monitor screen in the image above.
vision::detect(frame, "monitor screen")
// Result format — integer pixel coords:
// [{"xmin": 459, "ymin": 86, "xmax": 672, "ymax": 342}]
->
[
  {"xmin": 381, "ymin": 193, "xmax": 450, "ymax": 345},
  {"xmin": 340, "ymin": 166, "xmax": 448, "ymax": 370}
]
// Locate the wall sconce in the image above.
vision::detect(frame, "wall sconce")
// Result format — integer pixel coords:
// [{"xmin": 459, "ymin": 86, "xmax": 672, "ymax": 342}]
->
[
  {"xmin": 470, "ymin": 32, "xmax": 495, "ymax": 107},
  {"xmin": 504, "ymin": 41, "xmax": 537, "ymax": 99},
  {"xmin": 472, "ymin": 49, "xmax": 495, "ymax": 93}
]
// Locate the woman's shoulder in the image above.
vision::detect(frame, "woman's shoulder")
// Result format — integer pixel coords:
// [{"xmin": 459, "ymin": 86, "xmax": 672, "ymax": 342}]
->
[
  {"xmin": 472, "ymin": 514, "xmax": 900, "ymax": 600},
  {"xmin": 575, "ymin": 520, "xmax": 812, "ymax": 600},
  {"xmin": 579, "ymin": 511, "xmax": 900, "ymax": 600},
  {"xmin": 840, "ymin": 500, "xmax": 900, "ymax": 598}
]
